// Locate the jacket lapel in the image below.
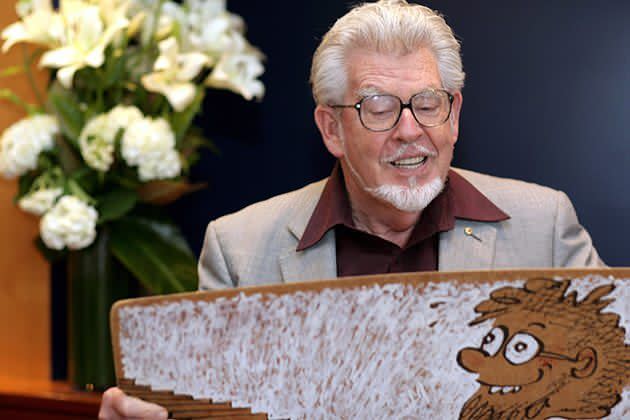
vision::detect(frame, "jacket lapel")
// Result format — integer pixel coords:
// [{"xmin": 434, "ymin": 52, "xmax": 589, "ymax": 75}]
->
[
  {"xmin": 439, "ymin": 220, "xmax": 498, "ymax": 271},
  {"xmin": 279, "ymin": 230, "xmax": 337, "ymax": 283},
  {"xmin": 278, "ymin": 182, "xmax": 337, "ymax": 283}
]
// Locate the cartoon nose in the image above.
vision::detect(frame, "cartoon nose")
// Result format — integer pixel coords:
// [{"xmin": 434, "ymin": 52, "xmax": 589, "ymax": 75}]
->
[{"xmin": 457, "ymin": 348, "xmax": 487, "ymax": 374}]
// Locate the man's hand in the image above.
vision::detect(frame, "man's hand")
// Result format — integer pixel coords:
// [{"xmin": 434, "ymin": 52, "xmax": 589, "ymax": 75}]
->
[{"xmin": 99, "ymin": 387, "xmax": 168, "ymax": 419}]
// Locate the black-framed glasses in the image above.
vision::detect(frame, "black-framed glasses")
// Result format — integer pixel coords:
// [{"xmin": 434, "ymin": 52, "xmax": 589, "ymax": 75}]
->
[{"xmin": 330, "ymin": 88, "xmax": 454, "ymax": 132}]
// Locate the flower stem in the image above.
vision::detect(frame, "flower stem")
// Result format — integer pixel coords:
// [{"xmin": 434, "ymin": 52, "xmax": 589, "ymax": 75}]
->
[{"xmin": 21, "ymin": 45, "xmax": 45, "ymax": 107}]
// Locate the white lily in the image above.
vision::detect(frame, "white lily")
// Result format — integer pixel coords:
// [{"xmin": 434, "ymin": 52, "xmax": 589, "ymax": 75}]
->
[
  {"xmin": 16, "ymin": 0, "xmax": 54, "ymax": 18},
  {"xmin": 128, "ymin": 0, "xmax": 181, "ymax": 45},
  {"xmin": 1, "ymin": 1, "xmax": 64, "ymax": 53},
  {"xmin": 98, "ymin": 0, "xmax": 131, "ymax": 33},
  {"xmin": 39, "ymin": 0, "xmax": 129, "ymax": 88},
  {"xmin": 180, "ymin": 1, "xmax": 246, "ymax": 59},
  {"xmin": 141, "ymin": 36, "xmax": 208, "ymax": 111},
  {"xmin": 205, "ymin": 50, "xmax": 264, "ymax": 100}
]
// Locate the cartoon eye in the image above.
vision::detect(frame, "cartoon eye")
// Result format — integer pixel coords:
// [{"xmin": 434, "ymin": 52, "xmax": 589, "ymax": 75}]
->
[
  {"xmin": 480, "ymin": 327, "xmax": 505, "ymax": 356},
  {"xmin": 504, "ymin": 333, "xmax": 541, "ymax": 365}
]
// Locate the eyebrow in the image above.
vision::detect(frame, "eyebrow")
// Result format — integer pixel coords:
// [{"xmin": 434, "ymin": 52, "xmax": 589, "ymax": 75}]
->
[
  {"xmin": 528, "ymin": 322, "xmax": 546, "ymax": 329},
  {"xmin": 356, "ymin": 86, "xmax": 387, "ymax": 98}
]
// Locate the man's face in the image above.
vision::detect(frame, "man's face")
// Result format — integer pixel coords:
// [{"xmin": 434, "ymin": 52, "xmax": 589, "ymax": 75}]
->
[{"xmin": 317, "ymin": 47, "xmax": 462, "ymax": 213}]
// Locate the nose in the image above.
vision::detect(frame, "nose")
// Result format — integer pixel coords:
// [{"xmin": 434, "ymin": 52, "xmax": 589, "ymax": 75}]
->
[
  {"xmin": 457, "ymin": 348, "xmax": 487, "ymax": 374},
  {"xmin": 394, "ymin": 107, "xmax": 425, "ymax": 142}
]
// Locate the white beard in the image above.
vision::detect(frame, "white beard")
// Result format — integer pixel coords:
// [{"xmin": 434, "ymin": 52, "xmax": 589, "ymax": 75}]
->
[{"xmin": 365, "ymin": 176, "xmax": 444, "ymax": 212}]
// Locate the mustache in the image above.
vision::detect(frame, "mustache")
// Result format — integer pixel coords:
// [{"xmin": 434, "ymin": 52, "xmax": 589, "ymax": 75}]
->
[{"xmin": 381, "ymin": 143, "xmax": 437, "ymax": 163}]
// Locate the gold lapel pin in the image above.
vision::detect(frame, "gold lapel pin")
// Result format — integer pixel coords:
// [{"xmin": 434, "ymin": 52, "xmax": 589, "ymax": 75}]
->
[{"xmin": 464, "ymin": 227, "xmax": 482, "ymax": 242}]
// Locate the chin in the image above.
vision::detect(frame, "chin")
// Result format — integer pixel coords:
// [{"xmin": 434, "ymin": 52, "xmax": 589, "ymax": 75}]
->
[{"xmin": 366, "ymin": 177, "xmax": 444, "ymax": 212}]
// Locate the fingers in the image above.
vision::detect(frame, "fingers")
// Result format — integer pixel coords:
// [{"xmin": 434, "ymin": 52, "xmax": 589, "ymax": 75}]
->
[{"xmin": 99, "ymin": 387, "xmax": 168, "ymax": 420}]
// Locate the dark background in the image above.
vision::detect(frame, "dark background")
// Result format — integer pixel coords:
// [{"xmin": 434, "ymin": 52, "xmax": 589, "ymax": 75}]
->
[
  {"xmin": 172, "ymin": 0, "xmax": 630, "ymax": 266},
  {"xmin": 52, "ymin": 0, "xmax": 630, "ymax": 381}
]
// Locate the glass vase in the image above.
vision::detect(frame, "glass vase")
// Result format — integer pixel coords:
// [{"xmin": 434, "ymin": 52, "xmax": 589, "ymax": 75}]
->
[{"xmin": 66, "ymin": 228, "xmax": 133, "ymax": 391}]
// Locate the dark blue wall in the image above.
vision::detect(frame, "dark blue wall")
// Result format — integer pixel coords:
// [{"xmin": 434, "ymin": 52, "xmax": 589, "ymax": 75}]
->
[{"xmin": 171, "ymin": 1, "xmax": 630, "ymax": 266}]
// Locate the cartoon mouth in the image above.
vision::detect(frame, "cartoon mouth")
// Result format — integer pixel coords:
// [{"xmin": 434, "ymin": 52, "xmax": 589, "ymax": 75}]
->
[
  {"xmin": 390, "ymin": 156, "xmax": 427, "ymax": 168},
  {"xmin": 479, "ymin": 369, "xmax": 544, "ymax": 395}
]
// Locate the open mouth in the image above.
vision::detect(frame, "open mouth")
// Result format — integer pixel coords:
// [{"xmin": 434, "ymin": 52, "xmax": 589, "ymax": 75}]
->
[
  {"xmin": 389, "ymin": 156, "xmax": 427, "ymax": 169},
  {"xmin": 479, "ymin": 369, "xmax": 544, "ymax": 395}
]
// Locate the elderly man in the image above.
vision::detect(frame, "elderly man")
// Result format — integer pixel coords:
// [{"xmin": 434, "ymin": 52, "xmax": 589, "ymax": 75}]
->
[{"xmin": 99, "ymin": 0, "xmax": 602, "ymax": 418}]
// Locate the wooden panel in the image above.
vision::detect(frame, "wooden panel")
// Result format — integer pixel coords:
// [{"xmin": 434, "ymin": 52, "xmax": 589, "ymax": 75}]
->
[
  {"xmin": 0, "ymin": 1, "xmax": 51, "ymax": 380},
  {"xmin": 0, "ymin": 376, "xmax": 101, "ymax": 419},
  {"xmin": 111, "ymin": 268, "xmax": 629, "ymax": 419}
]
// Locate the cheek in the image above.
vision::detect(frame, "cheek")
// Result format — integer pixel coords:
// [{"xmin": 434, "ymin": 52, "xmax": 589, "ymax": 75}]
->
[{"xmin": 537, "ymin": 357, "xmax": 555, "ymax": 370}]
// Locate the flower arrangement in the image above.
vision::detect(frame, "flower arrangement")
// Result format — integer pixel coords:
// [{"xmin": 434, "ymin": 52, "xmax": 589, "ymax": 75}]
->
[{"xmin": 0, "ymin": 0, "xmax": 264, "ymax": 294}]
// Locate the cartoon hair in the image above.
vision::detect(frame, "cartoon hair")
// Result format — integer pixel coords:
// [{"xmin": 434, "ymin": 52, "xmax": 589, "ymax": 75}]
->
[{"xmin": 470, "ymin": 278, "xmax": 629, "ymax": 414}]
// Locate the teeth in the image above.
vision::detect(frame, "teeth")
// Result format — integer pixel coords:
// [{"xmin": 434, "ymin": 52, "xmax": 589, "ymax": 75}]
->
[
  {"xmin": 488, "ymin": 385, "xmax": 522, "ymax": 395},
  {"xmin": 392, "ymin": 156, "xmax": 426, "ymax": 167}
]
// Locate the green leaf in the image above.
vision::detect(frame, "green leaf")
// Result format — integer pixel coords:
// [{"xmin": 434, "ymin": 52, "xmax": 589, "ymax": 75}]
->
[
  {"xmin": 46, "ymin": 81, "xmax": 84, "ymax": 144},
  {"xmin": 66, "ymin": 178, "xmax": 96, "ymax": 205},
  {"xmin": 0, "ymin": 65, "xmax": 24, "ymax": 78},
  {"xmin": 0, "ymin": 88, "xmax": 40, "ymax": 114},
  {"xmin": 103, "ymin": 47, "xmax": 127, "ymax": 88},
  {"xmin": 69, "ymin": 166, "xmax": 98, "ymax": 194},
  {"xmin": 170, "ymin": 87, "xmax": 205, "ymax": 144},
  {"xmin": 109, "ymin": 216, "xmax": 198, "ymax": 294},
  {"xmin": 54, "ymin": 133, "xmax": 83, "ymax": 173},
  {"xmin": 16, "ymin": 172, "xmax": 38, "ymax": 201},
  {"xmin": 97, "ymin": 189, "xmax": 138, "ymax": 223}
]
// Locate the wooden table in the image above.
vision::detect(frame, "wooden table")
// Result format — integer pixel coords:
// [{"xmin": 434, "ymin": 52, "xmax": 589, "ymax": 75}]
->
[{"xmin": 0, "ymin": 376, "xmax": 101, "ymax": 419}]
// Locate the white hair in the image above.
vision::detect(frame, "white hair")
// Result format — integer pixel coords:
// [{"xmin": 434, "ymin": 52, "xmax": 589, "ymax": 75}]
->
[{"xmin": 310, "ymin": 0, "xmax": 465, "ymax": 105}]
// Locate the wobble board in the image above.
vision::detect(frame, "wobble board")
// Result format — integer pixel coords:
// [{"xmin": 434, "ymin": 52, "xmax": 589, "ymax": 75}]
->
[{"xmin": 111, "ymin": 268, "xmax": 630, "ymax": 419}]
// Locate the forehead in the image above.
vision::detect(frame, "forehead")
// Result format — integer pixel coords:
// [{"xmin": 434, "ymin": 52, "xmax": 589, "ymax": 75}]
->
[
  {"xmin": 493, "ymin": 311, "xmax": 570, "ymax": 340},
  {"xmin": 344, "ymin": 47, "xmax": 442, "ymax": 97}
]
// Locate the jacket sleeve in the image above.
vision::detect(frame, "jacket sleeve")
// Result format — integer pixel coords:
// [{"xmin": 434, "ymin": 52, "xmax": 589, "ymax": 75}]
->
[
  {"xmin": 197, "ymin": 221, "xmax": 236, "ymax": 290},
  {"xmin": 552, "ymin": 191, "xmax": 605, "ymax": 267}
]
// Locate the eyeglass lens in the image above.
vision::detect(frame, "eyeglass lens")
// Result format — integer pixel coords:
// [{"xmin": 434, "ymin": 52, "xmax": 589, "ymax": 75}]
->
[{"xmin": 360, "ymin": 90, "xmax": 451, "ymax": 131}]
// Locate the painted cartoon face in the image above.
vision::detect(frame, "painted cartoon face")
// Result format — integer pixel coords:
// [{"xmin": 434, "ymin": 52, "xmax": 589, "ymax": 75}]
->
[
  {"xmin": 457, "ymin": 279, "xmax": 628, "ymax": 420},
  {"xmin": 457, "ymin": 312, "xmax": 597, "ymax": 419},
  {"xmin": 459, "ymin": 324, "xmax": 576, "ymax": 392}
]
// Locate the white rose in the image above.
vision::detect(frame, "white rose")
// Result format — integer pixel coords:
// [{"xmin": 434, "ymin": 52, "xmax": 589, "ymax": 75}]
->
[
  {"xmin": 137, "ymin": 148, "xmax": 181, "ymax": 181},
  {"xmin": 108, "ymin": 105, "xmax": 143, "ymax": 131},
  {"xmin": 40, "ymin": 195, "xmax": 99, "ymax": 250},
  {"xmin": 121, "ymin": 117, "xmax": 181, "ymax": 181},
  {"xmin": 18, "ymin": 187, "xmax": 63, "ymax": 216},
  {"xmin": 79, "ymin": 114, "xmax": 116, "ymax": 171},
  {"xmin": 79, "ymin": 106, "xmax": 143, "ymax": 171},
  {"xmin": 0, "ymin": 114, "xmax": 59, "ymax": 179}
]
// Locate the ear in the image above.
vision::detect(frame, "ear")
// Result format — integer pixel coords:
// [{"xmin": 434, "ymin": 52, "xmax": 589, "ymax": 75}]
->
[
  {"xmin": 571, "ymin": 347, "xmax": 598, "ymax": 379},
  {"xmin": 314, "ymin": 105, "xmax": 344, "ymax": 158},
  {"xmin": 449, "ymin": 91, "xmax": 463, "ymax": 144}
]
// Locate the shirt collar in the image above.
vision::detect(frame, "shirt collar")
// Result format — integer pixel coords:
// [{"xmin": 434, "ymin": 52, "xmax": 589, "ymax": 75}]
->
[{"xmin": 297, "ymin": 163, "xmax": 509, "ymax": 251}]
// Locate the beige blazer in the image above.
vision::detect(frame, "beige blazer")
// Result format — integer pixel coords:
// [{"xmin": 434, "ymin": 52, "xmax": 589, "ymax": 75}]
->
[{"xmin": 198, "ymin": 168, "xmax": 603, "ymax": 290}]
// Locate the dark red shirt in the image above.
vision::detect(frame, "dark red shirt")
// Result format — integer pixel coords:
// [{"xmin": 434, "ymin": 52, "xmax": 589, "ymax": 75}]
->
[{"xmin": 297, "ymin": 165, "xmax": 509, "ymax": 277}]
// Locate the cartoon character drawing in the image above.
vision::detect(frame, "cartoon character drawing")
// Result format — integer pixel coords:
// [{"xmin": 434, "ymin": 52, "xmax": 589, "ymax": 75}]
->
[{"xmin": 457, "ymin": 278, "xmax": 629, "ymax": 419}]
